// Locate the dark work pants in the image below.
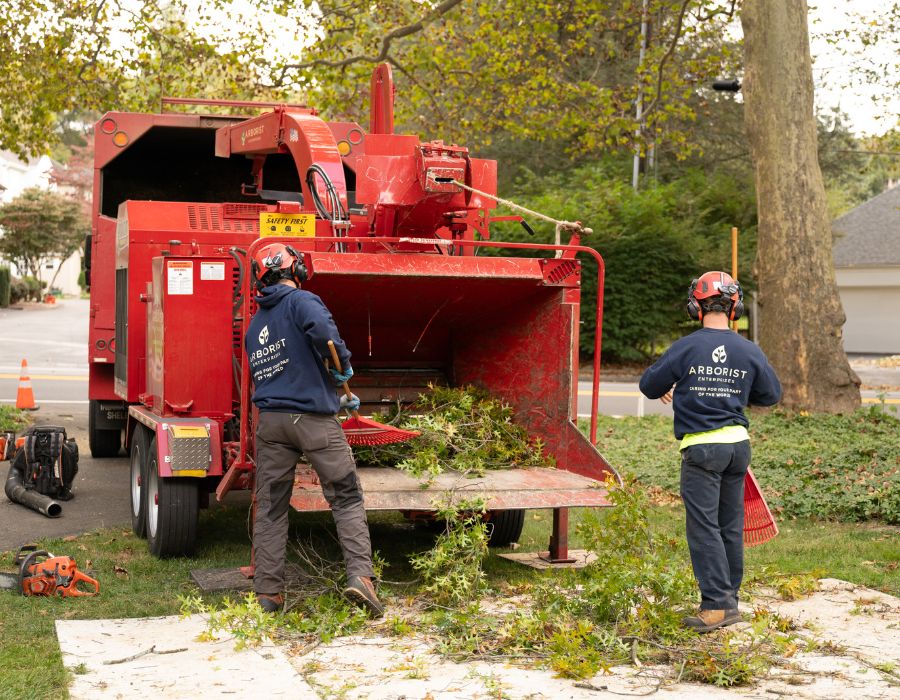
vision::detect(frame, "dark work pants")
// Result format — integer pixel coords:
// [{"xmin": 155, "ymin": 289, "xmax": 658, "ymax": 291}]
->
[
  {"xmin": 680, "ymin": 440, "xmax": 751, "ymax": 611},
  {"xmin": 254, "ymin": 411, "xmax": 374, "ymax": 596}
]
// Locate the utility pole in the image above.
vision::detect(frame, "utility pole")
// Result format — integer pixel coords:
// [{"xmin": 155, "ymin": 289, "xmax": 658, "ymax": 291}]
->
[{"xmin": 632, "ymin": 0, "xmax": 650, "ymax": 191}]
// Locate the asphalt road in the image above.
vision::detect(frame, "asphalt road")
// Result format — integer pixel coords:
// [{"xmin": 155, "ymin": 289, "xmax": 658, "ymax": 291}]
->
[{"xmin": 0, "ymin": 299, "xmax": 131, "ymax": 552}]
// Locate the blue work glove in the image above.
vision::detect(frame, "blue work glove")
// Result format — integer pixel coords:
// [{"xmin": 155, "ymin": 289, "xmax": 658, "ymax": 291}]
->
[
  {"xmin": 340, "ymin": 392, "xmax": 361, "ymax": 413},
  {"xmin": 329, "ymin": 365, "xmax": 353, "ymax": 386}
]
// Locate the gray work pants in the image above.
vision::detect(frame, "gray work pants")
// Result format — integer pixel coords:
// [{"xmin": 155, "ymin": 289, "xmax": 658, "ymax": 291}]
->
[
  {"xmin": 253, "ymin": 411, "xmax": 374, "ymax": 596},
  {"xmin": 680, "ymin": 440, "xmax": 752, "ymax": 611}
]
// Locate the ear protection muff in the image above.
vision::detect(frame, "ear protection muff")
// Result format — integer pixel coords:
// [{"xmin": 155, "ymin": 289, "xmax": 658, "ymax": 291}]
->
[
  {"xmin": 284, "ymin": 245, "xmax": 309, "ymax": 285},
  {"xmin": 251, "ymin": 258, "xmax": 264, "ymax": 291},
  {"xmin": 686, "ymin": 279, "xmax": 702, "ymax": 320},
  {"xmin": 729, "ymin": 284, "xmax": 744, "ymax": 321}
]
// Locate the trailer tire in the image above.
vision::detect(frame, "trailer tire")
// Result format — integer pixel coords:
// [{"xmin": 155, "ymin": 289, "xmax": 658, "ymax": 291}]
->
[
  {"xmin": 89, "ymin": 400, "xmax": 122, "ymax": 458},
  {"xmin": 486, "ymin": 509, "xmax": 525, "ymax": 548},
  {"xmin": 130, "ymin": 425, "xmax": 151, "ymax": 538},
  {"xmin": 145, "ymin": 437, "xmax": 198, "ymax": 558}
]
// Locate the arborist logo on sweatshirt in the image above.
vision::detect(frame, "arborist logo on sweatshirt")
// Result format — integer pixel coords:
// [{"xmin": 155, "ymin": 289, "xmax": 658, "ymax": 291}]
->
[
  {"xmin": 712, "ymin": 345, "xmax": 727, "ymax": 363},
  {"xmin": 258, "ymin": 325, "xmax": 269, "ymax": 345}
]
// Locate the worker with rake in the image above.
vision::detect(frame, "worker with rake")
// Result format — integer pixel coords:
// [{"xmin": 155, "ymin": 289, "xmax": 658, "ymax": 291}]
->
[
  {"xmin": 245, "ymin": 242, "xmax": 383, "ymax": 617},
  {"xmin": 639, "ymin": 271, "xmax": 781, "ymax": 632}
]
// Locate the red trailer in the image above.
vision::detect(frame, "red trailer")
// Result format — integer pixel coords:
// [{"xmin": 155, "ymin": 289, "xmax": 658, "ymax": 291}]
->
[{"xmin": 87, "ymin": 64, "xmax": 619, "ymax": 560}]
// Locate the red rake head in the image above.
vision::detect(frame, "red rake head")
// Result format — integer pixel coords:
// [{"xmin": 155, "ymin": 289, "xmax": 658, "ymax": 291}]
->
[
  {"xmin": 744, "ymin": 468, "xmax": 778, "ymax": 547},
  {"xmin": 339, "ymin": 416, "xmax": 420, "ymax": 447}
]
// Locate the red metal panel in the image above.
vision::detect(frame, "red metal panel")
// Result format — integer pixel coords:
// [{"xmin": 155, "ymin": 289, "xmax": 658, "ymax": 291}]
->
[
  {"xmin": 146, "ymin": 255, "xmax": 234, "ymax": 419},
  {"xmin": 306, "ymin": 252, "xmax": 545, "ymax": 278},
  {"xmin": 94, "ymin": 112, "xmax": 244, "ymax": 170},
  {"xmin": 465, "ymin": 158, "xmax": 497, "ymax": 210}
]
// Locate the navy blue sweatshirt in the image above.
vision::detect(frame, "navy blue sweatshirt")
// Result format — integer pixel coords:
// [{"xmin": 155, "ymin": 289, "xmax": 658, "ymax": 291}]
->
[
  {"xmin": 639, "ymin": 328, "xmax": 781, "ymax": 439},
  {"xmin": 246, "ymin": 284, "xmax": 352, "ymax": 414}
]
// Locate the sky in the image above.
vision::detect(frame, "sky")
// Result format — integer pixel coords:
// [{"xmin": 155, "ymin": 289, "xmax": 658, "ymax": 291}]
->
[{"xmin": 803, "ymin": 0, "xmax": 897, "ymax": 136}]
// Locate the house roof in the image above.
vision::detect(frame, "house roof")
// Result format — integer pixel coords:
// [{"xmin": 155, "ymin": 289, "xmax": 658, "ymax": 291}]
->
[{"xmin": 832, "ymin": 185, "xmax": 900, "ymax": 267}]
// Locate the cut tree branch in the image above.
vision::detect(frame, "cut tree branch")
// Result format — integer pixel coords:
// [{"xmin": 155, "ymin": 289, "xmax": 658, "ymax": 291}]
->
[
  {"xmin": 640, "ymin": 0, "xmax": 691, "ymax": 121},
  {"xmin": 272, "ymin": 0, "xmax": 464, "ymax": 83}
]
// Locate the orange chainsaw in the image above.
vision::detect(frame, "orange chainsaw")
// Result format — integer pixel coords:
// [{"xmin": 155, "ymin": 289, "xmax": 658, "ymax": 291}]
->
[{"xmin": 0, "ymin": 545, "xmax": 99, "ymax": 597}]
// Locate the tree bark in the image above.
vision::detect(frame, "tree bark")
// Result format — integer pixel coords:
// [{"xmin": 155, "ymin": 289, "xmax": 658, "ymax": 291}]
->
[{"xmin": 741, "ymin": 0, "xmax": 860, "ymax": 412}]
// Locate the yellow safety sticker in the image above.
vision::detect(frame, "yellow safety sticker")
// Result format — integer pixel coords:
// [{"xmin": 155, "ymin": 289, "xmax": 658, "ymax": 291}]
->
[
  {"xmin": 170, "ymin": 425, "xmax": 208, "ymax": 438},
  {"xmin": 170, "ymin": 469, "xmax": 207, "ymax": 477},
  {"xmin": 260, "ymin": 212, "xmax": 316, "ymax": 238}
]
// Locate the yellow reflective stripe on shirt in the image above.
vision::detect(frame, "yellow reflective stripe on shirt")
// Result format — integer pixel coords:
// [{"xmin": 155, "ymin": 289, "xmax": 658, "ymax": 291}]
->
[{"xmin": 680, "ymin": 425, "xmax": 750, "ymax": 450}]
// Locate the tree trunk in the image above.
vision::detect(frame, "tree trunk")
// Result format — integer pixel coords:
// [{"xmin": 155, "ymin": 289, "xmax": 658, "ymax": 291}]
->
[{"xmin": 741, "ymin": 0, "xmax": 860, "ymax": 412}]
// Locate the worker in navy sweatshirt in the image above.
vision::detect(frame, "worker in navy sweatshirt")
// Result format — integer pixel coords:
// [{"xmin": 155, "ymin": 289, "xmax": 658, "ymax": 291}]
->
[
  {"xmin": 245, "ymin": 242, "xmax": 382, "ymax": 617},
  {"xmin": 639, "ymin": 271, "xmax": 781, "ymax": 633}
]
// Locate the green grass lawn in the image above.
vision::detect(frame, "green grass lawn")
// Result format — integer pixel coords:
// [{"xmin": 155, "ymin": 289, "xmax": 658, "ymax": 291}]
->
[{"xmin": 2, "ymin": 504, "xmax": 896, "ymax": 699}]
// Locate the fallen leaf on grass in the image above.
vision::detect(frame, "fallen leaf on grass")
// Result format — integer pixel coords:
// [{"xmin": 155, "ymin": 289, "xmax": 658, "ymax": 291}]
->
[
  {"xmin": 63, "ymin": 535, "xmax": 78, "ymax": 542},
  {"xmin": 114, "ymin": 565, "xmax": 129, "ymax": 578}
]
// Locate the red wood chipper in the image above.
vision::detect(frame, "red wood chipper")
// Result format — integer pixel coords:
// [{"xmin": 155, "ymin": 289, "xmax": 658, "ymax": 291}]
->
[{"xmin": 86, "ymin": 64, "xmax": 620, "ymax": 563}]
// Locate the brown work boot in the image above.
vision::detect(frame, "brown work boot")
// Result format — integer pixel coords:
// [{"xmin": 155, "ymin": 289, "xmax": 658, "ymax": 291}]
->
[
  {"xmin": 256, "ymin": 593, "xmax": 284, "ymax": 614},
  {"xmin": 682, "ymin": 608, "xmax": 741, "ymax": 633},
  {"xmin": 343, "ymin": 575, "xmax": 384, "ymax": 617}
]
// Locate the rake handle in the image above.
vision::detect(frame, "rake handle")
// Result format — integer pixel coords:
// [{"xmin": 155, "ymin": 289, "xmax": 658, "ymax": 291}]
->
[{"xmin": 327, "ymin": 340, "xmax": 360, "ymax": 419}]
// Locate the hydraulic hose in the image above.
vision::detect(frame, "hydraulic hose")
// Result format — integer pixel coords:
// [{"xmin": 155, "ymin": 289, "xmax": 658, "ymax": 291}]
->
[
  {"xmin": 228, "ymin": 247, "xmax": 248, "ymax": 403},
  {"xmin": 4, "ymin": 463, "xmax": 62, "ymax": 518},
  {"xmin": 305, "ymin": 164, "xmax": 347, "ymax": 222},
  {"xmin": 228, "ymin": 247, "xmax": 246, "ymax": 316}
]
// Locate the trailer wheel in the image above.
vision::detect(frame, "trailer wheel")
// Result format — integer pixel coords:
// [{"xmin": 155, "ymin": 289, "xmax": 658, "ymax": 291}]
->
[
  {"xmin": 88, "ymin": 400, "xmax": 122, "ymax": 458},
  {"xmin": 145, "ymin": 437, "xmax": 198, "ymax": 558},
  {"xmin": 486, "ymin": 509, "xmax": 525, "ymax": 547},
  {"xmin": 130, "ymin": 425, "xmax": 151, "ymax": 538}
]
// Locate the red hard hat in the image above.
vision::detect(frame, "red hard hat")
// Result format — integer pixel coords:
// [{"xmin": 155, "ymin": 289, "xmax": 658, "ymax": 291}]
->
[
  {"xmin": 691, "ymin": 271, "xmax": 740, "ymax": 301},
  {"xmin": 687, "ymin": 271, "xmax": 744, "ymax": 321},
  {"xmin": 252, "ymin": 243, "xmax": 296, "ymax": 283}
]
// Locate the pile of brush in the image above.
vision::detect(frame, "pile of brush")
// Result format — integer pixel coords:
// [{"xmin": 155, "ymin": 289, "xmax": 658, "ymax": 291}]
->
[{"xmin": 353, "ymin": 385, "xmax": 553, "ymax": 483}]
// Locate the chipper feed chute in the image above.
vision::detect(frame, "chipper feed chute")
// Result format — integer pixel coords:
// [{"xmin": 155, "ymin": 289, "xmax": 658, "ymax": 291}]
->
[{"xmin": 284, "ymin": 246, "xmax": 620, "ymax": 560}]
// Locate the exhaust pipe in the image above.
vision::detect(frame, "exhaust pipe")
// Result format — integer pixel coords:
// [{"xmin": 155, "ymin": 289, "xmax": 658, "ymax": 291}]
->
[{"xmin": 4, "ymin": 464, "xmax": 62, "ymax": 518}]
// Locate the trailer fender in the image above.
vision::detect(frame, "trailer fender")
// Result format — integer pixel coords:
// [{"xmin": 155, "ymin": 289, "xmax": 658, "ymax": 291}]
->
[{"xmin": 128, "ymin": 407, "xmax": 223, "ymax": 478}]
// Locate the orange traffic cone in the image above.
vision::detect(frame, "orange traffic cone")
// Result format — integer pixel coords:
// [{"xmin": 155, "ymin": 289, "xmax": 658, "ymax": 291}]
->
[{"xmin": 15, "ymin": 359, "xmax": 39, "ymax": 411}]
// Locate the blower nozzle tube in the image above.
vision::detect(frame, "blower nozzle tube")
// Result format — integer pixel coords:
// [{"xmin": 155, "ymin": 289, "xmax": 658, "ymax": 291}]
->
[{"xmin": 4, "ymin": 464, "xmax": 62, "ymax": 518}]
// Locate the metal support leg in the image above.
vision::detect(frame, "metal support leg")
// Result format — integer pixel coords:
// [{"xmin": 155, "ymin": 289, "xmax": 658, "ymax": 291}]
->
[
  {"xmin": 540, "ymin": 507, "xmax": 576, "ymax": 564},
  {"xmin": 241, "ymin": 475, "xmax": 257, "ymax": 579}
]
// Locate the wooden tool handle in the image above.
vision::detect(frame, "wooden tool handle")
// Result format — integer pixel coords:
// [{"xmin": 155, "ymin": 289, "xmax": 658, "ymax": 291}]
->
[{"xmin": 327, "ymin": 341, "xmax": 359, "ymax": 416}]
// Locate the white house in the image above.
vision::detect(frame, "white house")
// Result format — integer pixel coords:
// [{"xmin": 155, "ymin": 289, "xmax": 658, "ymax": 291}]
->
[
  {"xmin": 0, "ymin": 150, "xmax": 83, "ymax": 296},
  {"xmin": 832, "ymin": 185, "xmax": 900, "ymax": 355}
]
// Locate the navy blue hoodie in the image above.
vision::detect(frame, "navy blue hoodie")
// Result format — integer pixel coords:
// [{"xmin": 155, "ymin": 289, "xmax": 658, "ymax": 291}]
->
[
  {"xmin": 639, "ymin": 328, "xmax": 781, "ymax": 439},
  {"xmin": 246, "ymin": 284, "xmax": 352, "ymax": 414}
]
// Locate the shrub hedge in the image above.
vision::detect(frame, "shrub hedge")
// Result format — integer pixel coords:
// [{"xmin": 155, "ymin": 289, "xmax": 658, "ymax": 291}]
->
[{"xmin": 597, "ymin": 408, "xmax": 900, "ymax": 524}]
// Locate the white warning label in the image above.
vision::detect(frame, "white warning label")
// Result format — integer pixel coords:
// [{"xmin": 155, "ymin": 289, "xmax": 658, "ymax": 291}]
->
[
  {"xmin": 167, "ymin": 261, "xmax": 193, "ymax": 295},
  {"xmin": 201, "ymin": 262, "xmax": 225, "ymax": 280}
]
